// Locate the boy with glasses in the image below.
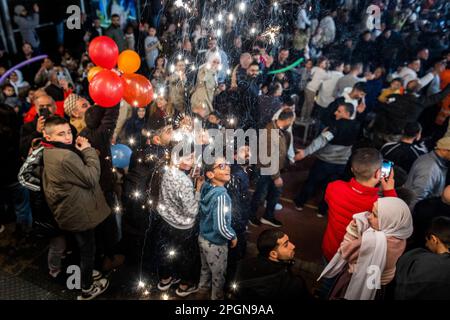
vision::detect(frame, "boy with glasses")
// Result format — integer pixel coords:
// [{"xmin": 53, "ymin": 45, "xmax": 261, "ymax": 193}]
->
[{"xmin": 198, "ymin": 157, "xmax": 237, "ymax": 299}]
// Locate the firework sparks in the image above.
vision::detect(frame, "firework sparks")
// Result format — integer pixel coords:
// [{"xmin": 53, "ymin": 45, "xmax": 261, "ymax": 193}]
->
[{"xmin": 260, "ymin": 26, "xmax": 281, "ymax": 44}]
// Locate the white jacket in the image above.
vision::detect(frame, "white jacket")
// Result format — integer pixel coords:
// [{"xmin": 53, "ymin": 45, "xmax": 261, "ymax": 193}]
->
[
  {"xmin": 394, "ymin": 67, "xmax": 434, "ymax": 89},
  {"xmin": 316, "ymin": 71, "xmax": 344, "ymax": 108},
  {"xmin": 306, "ymin": 67, "xmax": 330, "ymax": 92},
  {"xmin": 296, "ymin": 8, "xmax": 311, "ymax": 30}
]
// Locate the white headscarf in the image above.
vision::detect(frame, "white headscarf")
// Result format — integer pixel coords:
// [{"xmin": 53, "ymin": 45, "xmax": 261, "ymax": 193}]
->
[
  {"xmin": 9, "ymin": 70, "xmax": 28, "ymax": 95},
  {"xmin": 318, "ymin": 197, "xmax": 413, "ymax": 300}
]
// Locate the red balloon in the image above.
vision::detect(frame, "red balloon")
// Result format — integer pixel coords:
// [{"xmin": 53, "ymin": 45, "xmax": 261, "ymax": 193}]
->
[
  {"xmin": 89, "ymin": 70, "xmax": 124, "ymax": 107},
  {"xmin": 88, "ymin": 36, "xmax": 119, "ymax": 69},
  {"xmin": 122, "ymin": 74, "xmax": 154, "ymax": 107}
]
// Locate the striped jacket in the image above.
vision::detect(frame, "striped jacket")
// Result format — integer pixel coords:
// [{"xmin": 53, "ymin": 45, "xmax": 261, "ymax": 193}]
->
[{"xmin": 199, "ymin": 182, "xmax": 236, "ymax": 245}]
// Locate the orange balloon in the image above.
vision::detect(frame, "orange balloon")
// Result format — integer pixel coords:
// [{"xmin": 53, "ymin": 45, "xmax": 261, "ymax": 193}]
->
[
  {"xmin": 87, "ymin": 66, "xmax": 104, "ymax": 82},
  {"xmin": 122, "ymin": 73, "xmax": 153, "ymax": 107},
  {"xmin": 118, "ymin": 50, "xmax": 141, "ymax": 74}
]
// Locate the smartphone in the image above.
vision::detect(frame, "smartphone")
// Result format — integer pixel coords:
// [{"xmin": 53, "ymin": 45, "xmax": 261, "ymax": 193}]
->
[
  {"xmin": 39, "ymin": 108, "xmax": 51, "ymax": 119},
  {"xmin": 381, "ymin": 160, "xmax": 394, "ymax": 179}
]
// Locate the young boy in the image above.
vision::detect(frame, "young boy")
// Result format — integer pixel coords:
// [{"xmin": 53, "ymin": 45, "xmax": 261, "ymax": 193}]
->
[
  {"xmin": 198, "ymin": 157, "xmax": 237, "ymax": 300},
  {"xmin": 41, "ymin": 116, "xmax": 110, "ymax": 300}
]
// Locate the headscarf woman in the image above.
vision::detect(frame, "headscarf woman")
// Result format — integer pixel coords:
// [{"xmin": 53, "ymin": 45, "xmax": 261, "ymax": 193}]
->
[
  {"xmin": 318, "ymin": 197, "xmax": 413, "ymax": 300},
  {"xmin": 190, "ymin": 52, "xmax": 221, "ymax": 115}
]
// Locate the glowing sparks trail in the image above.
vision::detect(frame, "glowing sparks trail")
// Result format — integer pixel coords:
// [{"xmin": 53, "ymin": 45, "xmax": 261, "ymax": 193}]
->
[{"xmin": 260, "ymin": 26, "xmax": 281, "ymax": 44}]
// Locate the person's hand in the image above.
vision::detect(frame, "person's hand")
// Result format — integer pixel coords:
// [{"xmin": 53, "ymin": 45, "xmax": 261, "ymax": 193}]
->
[
  {"xmin": 230, "ymin": 238, "xmax": 238, "ymax": 248},
  {"xmin": 195, "ymin": 176, "xmax": 205, "ymax": 192},
  {"xmin": 33, "ymin": 4, "xmax": 39, "ymax": 12},
  {"xmin": 380, "ymin": 168, "xmax": 395, "ymax": 191},
  {"xmin": 111, "ymin": 136, "xmax": 117, "ymax": 145},
  {"xmin": 294, "ymin": 149, "xmax": 305, "ymax": 161},
  {"xmin": 274, "ymin": 177, "xmax": 283, "ymax": 188},
  {"xmin": 36, "ymin": 116, "xmax": 45, "ymax": 133},
  {"xmin": 75, "ymin": 136, "xmax": 91, "ymax": 151},
  {"xmin": 356, "ymin": 102, "xmax": 366, "ymax": 114}
]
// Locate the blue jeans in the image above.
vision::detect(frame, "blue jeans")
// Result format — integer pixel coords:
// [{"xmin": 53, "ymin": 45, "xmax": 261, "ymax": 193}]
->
[
  {"xmin": 294, "ymin": 159, "xmax": 345, "ymax": 208},
  {"xmin": 250, "ymin": 174, "xmax": 282, "ymax": 220},
  {"xmin": 1, "ymin": 182, "xmax": 33, "ymax": 226}
]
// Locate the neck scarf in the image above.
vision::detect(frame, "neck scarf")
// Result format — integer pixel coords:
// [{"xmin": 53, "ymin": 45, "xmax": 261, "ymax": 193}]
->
[{"xmin": 41, "ymin": 138, "xmax": 84, "ymax": 159}]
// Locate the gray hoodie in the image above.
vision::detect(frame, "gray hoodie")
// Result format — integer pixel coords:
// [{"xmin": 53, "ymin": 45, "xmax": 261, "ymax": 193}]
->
[{"xmin": 14, "ymin": 12, "xmax": 40, "ymax": 49}]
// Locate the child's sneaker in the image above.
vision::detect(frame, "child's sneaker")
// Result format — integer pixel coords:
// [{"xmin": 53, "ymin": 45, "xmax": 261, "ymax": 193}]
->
[
  {"xmin": 92, "ymin": 269, "xmax": 102, "ymax": 281},
  {"xmin": 77, "ymin": 278, "xmax": 109, "ymax": 300},
  {"xmin": 175, "ymin": 284, "xmax": 199, "ymax": 297}
]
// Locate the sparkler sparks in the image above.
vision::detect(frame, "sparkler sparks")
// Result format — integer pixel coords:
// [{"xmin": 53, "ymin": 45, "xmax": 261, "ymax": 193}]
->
[
  {"xmin": 239, "ymin": 2, "xmax": 246, "ymax": 12},
  {"xmin": 161, "ymin": 293, "xmax": 169, "ymax": 300},
  {"xmin": 138, "ymin": 281, "xmax": 145, "ymax": 288},
  {"xmin": 260, "ymin": 26, "xmax": 281, "ymax": 44}
]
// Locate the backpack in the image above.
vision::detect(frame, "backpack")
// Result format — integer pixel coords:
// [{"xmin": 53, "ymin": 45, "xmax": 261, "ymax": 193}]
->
[
  {"xmin": 18, "ymin": 144, "xmax": 62, "ymax": 238},
  {"xmin": 18, "ymin": 145, "xmax": 44, "ymax": 192}
]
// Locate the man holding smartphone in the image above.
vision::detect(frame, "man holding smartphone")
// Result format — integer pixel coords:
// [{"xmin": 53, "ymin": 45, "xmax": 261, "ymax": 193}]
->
[{"xmin": 20, "ymin": 94, "xmax": 57, "ymax": 159}]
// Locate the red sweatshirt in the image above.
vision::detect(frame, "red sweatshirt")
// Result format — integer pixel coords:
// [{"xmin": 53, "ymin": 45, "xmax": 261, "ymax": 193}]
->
[{"xmin": 322, "ymin": 178, "xmax": 397, "ymax": 261}]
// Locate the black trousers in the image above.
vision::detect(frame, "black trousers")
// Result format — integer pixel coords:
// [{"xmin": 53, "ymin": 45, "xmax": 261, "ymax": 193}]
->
[{"xmin": 153, "ymin": 215, "xmax": 200, "ymax": 286}]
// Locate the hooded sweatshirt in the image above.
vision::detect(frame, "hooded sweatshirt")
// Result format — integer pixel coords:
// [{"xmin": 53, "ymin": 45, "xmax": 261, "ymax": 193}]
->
[{"xmin": 199, "ymin": 182, "xmax": 236, "ymax": 245}]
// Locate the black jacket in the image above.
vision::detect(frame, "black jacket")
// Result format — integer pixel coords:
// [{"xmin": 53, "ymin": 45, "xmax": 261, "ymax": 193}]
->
[
  {"xmin": 395, "ymin": 248, "xmax": 450, "ymax": 300},
  {"xmin": 0, "ymin": 104, "xmax": 21, "ymax": 186},
  {"xmin": 79, "ymin": 105, "xmax": 119, "ymax": 194},
  {"xmin": 352, "ymin": 39, "xmax": 375, "ymax": 65},
  {"xmin": 374, "ymin": 84, "xmax": 450, "ymax": 135},
  {"xmin": 20, "ymin": 116, "xmax": 42, "ymax": 160},
  {"xmin": 226, "ymin": 165, "xmax": 251, "ymax": 235},
  {"xmin": 411, "ymin": 197, "xmax": 450, "ymax": 248},
  {"xmin": 233, "ymin": 256, "xmax": 311, "ymax": 300},
  {"xmin": 257, "ymin": 95, "xmax": 282, "ymax": 129},
  {"xmin": 122, "ymin": 143, "xmax": 168, "ymax": 237},
  {"xmin": 381, "ymin": 141, "xmax": 427, "ymax": 173}
]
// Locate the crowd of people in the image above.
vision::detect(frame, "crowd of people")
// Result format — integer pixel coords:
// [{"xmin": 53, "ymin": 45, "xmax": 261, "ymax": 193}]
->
[{"xmin": 1, "ymin": 0, "xmax": 450, "ymax": 300}]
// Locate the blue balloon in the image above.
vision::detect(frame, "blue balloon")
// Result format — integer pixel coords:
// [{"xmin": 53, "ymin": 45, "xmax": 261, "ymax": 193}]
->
[{"xmin": 111, "ymin": 144, "xmax": 132, "ymax": 168}]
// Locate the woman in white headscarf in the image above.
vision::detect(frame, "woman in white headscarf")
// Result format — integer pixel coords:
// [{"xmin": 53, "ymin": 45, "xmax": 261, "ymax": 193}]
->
[
  {"xmin": 318, "ymin": 197, "xmax": 413, "ymax": 300},
  {"xmin": 190, "ymin": 53, "xmax": 221, "ymax": 115},
  {"xmin": 9, "ymin": 70, "xmax": 30, "ymax": 97}
]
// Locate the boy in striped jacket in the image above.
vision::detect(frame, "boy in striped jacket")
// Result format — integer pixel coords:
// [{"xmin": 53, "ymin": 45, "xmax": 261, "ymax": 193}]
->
[{"xmin": 198, "ymin": 157, "xmax": 237, "ymax": 300}]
